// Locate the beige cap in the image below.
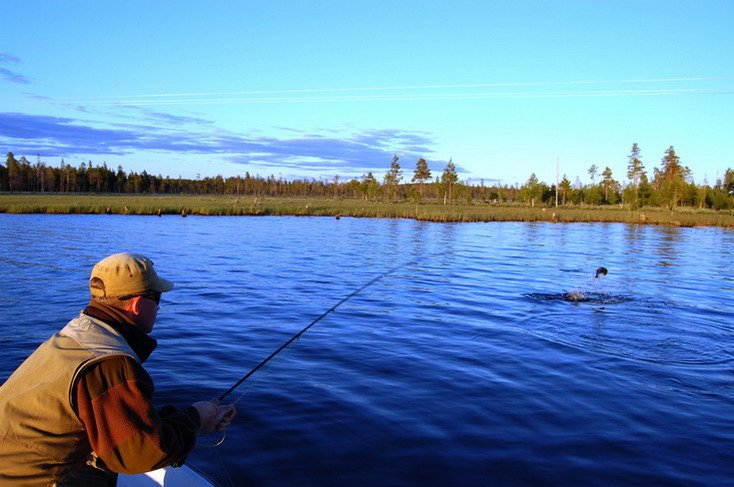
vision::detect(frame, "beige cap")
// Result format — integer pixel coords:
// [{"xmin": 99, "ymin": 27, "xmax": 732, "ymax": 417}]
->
[{"xmin": 89, "ymin": 252, "xmax": 174, "ymax": 298}]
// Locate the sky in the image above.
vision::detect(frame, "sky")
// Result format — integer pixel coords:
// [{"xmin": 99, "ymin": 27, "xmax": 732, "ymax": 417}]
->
[{"xmin": 1, "ymin": 1, "xmax": 733, "ymax": 186}]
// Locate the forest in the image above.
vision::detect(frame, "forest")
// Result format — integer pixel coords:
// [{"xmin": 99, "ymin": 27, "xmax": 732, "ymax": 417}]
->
[{"xmin": 2, "ymin": 144, "xmax": 733, "ymax": 210}]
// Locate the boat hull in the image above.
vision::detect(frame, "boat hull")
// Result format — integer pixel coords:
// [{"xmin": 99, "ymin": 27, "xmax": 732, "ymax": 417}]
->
[{"xmin": 118, "ymin": 465, "xmax": 216, "ymax": 487}]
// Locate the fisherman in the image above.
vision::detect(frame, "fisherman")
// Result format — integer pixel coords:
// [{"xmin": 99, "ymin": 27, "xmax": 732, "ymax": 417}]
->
[{"xmin": 0, "ymin": 252, "xmax": 236, "ymax": 486}]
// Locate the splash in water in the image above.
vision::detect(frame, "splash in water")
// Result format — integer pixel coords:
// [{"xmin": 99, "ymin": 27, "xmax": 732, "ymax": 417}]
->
[
  {"xmin": 565, "ymin": 266, "xmax": 609, "ymax": 301},
  {"xmin": 526, "ymin": 291, "xmax": 634, "ymax": 305},
  {"xmin": 525, "ymin": 266, "xmax": 632, "ymax": 304}
]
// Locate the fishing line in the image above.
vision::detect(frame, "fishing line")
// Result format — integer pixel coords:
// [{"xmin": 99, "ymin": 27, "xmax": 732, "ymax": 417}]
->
[
  {"xmin": 227, "ymin": 339, "xmax": 294, "ymax": 406},
  {"xmin": 204, "ymin": 258, "xmax": 421, "ymax": 487},
  {"xmin": 216, "ymin": 262, "xmax": 408, "ymax": 404},
  {"xmin": 199, "ymin": 260, "xmax": 412, "ymax": 455},
  {"xmin": 212, "ymin": 444, "xmax": 235, "ymax": 487}
]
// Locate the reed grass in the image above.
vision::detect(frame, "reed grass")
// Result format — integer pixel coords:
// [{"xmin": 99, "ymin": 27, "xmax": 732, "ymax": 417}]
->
[{"xmin": 1, "ymin": 193, "xmax": 733, "ymax": 227}]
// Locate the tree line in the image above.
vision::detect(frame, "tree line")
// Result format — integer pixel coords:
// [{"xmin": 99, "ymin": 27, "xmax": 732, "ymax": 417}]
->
[
  {"xmin": 527, "ymin": 145, "xmax": 734, "ymax": 210},
  {"xmin": 2, "ymin": 146, "xmax": 733, "ymax": 209}
]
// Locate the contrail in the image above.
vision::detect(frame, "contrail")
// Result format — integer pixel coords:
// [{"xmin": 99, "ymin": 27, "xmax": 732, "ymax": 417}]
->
[
  {"xmin": 71, "ymin": 88, "xmax": 734, "ymax": 106},
  {"xmin": 2, "ymin": 77, "xmax": 731, "ymax": 106},
  {"xmin": 118, "ymin": 76, "xmax": 731, "ymax": 98}
]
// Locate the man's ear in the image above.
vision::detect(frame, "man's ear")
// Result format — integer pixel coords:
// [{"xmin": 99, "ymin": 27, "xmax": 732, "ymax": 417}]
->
[{"xmin": 126, "ymin": 296, "xmax": 142, "ymax": 316}]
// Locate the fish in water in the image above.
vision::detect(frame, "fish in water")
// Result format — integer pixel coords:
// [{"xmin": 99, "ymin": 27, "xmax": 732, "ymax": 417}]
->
[
  {"xmin": 564, "ymin": 291, "xmax": 586, "ymax": 302},
  {"xmin": 563, "ymin": 267, "xmax": 608, "ymax": 301}
]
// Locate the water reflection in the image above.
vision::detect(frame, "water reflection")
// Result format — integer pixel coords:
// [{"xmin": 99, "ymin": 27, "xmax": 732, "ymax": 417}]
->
[
  {"xmin": 654, "ymin": 226, "xmax": 683, "ymax": 268},
  {"xmin": 523, "ymin": 221, "xmax": 543, "ymax": 247},
  {"xmin": 409, "ymin": 221, "xmax": 430, "ymax": 261},
  {"xmin": 1, "ymin": 215, "xmax": 733, "ymax": 486}
]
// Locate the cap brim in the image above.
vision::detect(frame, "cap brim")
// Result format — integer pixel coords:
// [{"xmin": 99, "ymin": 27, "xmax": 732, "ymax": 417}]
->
[{"xmin": 151, "ymin": 277, "xmax": 174, "ymax": 293}]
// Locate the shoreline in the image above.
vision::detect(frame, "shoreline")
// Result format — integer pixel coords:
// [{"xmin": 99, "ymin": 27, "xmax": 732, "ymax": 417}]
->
[{"xmin": 1, "ymin": 193, "xmax": 733, "ymax": 227}]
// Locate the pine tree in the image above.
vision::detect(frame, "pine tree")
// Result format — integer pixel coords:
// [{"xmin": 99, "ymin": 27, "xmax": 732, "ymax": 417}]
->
[
  {"xmin": 601, "ymin": 166, "xmax": 617, "ymax": 204},
  {"xmin": 654, "ymin": 146, "xmax": 688, "ymax": 208},
  {"xmin": 382, "ymin": 154, "xmax": 403, "ymax": 200},
  {"xmin": 411, "ymin": 158, "xmax": 431, "ymax": 199},
  {"xmin": 6, "ymin": 152, "xmax": 19, "ymax": 191},
  {"xmin": 441, "ymin": 159, "xmax": 459, "ymax": 205},
  {"xmin": 588, "ymin": 164, "xmax": 598, "ymax": 184},
  {"xmin": 520, "ymin": 173, "xmax": 543, "ymax": 207},
  {"xmin": 361, "ymin": 172, "xmax": 380, "ymax": 199},
  {"xmin": 625, "ymin": 143, "xmax": 646, "ymax": 208},
  {"xmin": 627, "ymin": 143, "xmax": 645, "ymax": 188},
  {"xmin": 723, "ymin": 168, "xmax": 734, "ymax": 195},
  {"xmin": 559, "ymin": 175, "xmax": 571, "ymax": 205}
]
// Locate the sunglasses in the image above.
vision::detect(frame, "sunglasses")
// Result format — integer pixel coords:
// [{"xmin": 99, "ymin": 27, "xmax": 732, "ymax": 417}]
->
[
  {"xmin": 123, "ymin": 291, "xmax": 161, "ymax": 304},
  {"xmin": 141, "ymin": 292, "xmax": 162, "ymax": 304}
]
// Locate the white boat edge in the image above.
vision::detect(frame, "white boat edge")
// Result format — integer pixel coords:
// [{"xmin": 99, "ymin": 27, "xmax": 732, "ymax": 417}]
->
[{"xmin": 117, "ymin": 464, "xmax": 217, "ymax": 487}]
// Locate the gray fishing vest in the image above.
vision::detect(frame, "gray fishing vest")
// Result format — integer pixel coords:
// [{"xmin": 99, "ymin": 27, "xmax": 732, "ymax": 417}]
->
[{"xmin": 0, "ymin": 314, "xmax": 139, "ymax": 486}]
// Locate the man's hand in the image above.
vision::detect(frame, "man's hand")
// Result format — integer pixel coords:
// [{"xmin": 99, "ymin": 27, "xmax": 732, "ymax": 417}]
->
[{"xmin": 192, "ymin": 401, "xmax": 237, "ymax": 434}]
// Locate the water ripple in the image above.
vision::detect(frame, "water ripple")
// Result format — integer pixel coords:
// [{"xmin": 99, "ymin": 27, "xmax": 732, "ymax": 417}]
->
[{"xmin": 1, "ymin": 215, "xmax": 733, "ymax": 486}]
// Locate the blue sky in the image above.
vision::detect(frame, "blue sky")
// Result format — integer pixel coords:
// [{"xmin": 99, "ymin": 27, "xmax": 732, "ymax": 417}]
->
[{"xmin": 1, "ymin": 1, "xmax": 732, "ymax": 185}]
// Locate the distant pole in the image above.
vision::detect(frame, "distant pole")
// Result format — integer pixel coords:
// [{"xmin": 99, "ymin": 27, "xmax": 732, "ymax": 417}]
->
[{"xmin": 555, "ymin": 157, "xmax": 559, "ymax": 207}]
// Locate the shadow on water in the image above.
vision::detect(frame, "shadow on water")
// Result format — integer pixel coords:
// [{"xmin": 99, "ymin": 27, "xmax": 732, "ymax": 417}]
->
[
  {"xmin": 513, "ymin": 290, "xmax": 734, "ymax": 372},
  {"xmin": 525, "ymin": 291, "xmax": 636, "ymax": 305}
]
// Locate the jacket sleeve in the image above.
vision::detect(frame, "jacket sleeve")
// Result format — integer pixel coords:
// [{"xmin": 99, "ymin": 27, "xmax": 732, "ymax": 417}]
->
[{"xmin": 74, "ymin": 355, "xmax": 201, "ymax": 474}]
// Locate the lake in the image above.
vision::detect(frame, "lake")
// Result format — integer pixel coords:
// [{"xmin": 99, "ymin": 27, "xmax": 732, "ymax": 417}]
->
[{"xmin": 0, "ymin": 214, "xmax": 732, "ymax": 486}]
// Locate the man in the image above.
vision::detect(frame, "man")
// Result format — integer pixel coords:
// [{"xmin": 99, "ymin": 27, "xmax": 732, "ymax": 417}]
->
[{"xmin": 0, "ymin": 252, "xmax": 235, "ymax": 486}]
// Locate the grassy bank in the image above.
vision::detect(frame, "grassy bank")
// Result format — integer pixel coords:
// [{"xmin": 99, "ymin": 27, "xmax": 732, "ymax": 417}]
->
[{"xmin": 1, "ymin": 193, "xmax": 733, "ymax": 227}]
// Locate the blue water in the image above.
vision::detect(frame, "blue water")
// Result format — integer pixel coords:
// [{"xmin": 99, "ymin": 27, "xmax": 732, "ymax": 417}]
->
[{"xmin": 1, "ymin": 214, "xmax": 732, "ymax": 486}]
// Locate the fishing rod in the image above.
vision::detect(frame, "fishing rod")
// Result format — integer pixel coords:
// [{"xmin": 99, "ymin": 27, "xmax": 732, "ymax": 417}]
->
[{"xmin": 216, "ymin": 262, "xmax": 407, "ymax": 404}]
